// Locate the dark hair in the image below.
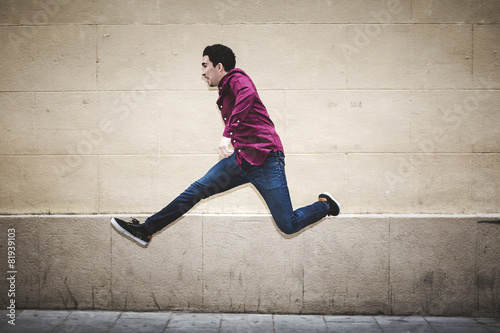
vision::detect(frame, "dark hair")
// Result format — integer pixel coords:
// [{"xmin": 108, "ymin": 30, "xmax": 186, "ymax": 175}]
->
[{"xmin": 203, "ymin": 44, "xmax": 236, "ymax": 71}]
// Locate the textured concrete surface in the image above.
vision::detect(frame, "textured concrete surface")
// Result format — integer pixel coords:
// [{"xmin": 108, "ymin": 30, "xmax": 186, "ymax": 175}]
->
[
  {"xmin": 0, "ymin": 0, "xmax": 499, "ymax": 317},
  {"xmin": 0, "ymin": 0, "xmax": 499, "ymax": 215},
  {"xmin": 0, "ymin": 214, "xmax": 499, "ymax": 316}
]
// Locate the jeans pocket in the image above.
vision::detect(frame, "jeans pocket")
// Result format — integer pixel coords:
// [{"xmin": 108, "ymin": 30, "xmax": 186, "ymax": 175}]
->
[{"xmin": 262, "ymin": 151, "xmax": 284, "ymax": 165}]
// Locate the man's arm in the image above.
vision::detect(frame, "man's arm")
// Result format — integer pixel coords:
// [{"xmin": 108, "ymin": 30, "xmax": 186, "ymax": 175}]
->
[{"xmin": 222, "ymin": 77, "xmax": 256, "ymax": 139}]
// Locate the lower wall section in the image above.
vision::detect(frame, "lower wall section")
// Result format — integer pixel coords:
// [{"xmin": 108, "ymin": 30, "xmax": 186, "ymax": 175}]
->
[{"xmin": 0, "ymin": 214, "xmax": 499, "ymax": 317}]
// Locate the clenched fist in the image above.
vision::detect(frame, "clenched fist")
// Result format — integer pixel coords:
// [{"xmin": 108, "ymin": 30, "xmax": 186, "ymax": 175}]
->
[{"xmin": 218, "ymin": 136, "xmax": 234, "ymax": 158}]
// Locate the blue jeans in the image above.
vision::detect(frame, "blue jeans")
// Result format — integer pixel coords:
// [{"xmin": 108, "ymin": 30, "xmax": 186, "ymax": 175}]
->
[{"xmin": 144, "ymin": 151, "xmax": 329, "ymax": 235}]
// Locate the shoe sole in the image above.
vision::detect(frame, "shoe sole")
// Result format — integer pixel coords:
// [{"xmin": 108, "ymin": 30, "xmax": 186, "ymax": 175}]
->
[
  {"xmin": 320, "ymin": 192, "xmax": 341, "ymax": 216},
  {"xmin": 111, "ymin": 218, "xmax": 149, "ymax": 246}
]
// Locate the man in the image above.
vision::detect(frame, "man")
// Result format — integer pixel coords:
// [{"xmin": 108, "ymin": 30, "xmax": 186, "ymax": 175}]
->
[{"xmin": 111, "ymin": 44, "xmax": 340, "ymax": 246}]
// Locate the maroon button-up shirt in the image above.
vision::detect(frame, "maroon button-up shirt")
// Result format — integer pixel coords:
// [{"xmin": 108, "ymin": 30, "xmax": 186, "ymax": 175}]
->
[{"xmin": 217, "ymin": 68, "xmax": 284, "ymax": 167}]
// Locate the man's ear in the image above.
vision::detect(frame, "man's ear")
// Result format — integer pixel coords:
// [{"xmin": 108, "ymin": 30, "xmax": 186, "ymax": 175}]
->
[{"xmin": 216, "ymin": 63, "xmax": 225, "ymax": 73}]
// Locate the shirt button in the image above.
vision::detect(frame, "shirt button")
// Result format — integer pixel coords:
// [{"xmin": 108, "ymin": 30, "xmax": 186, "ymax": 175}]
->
[
  {"xmin": 230, "ymin": 132, "xmax": 233, "ymax": 135},
  {"xmin": 224, "ymin": 118, "xmax": 227, "ymax": 121},
  {"xmin": 238, "ymin": 149, "xmax": 241, "ymax": 152},
  {"xmin": 237, "ymin": 120, "xmax": 240, "ymax": 123},
  {"xmin": 233, "ymin": 140, "xmax": 236, "ymax": 143}
]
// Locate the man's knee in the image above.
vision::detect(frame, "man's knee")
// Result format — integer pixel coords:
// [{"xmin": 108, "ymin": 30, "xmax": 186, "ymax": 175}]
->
[{"xmin": 275, "ymin": 220, "xmax": 297, "ymax": 235}]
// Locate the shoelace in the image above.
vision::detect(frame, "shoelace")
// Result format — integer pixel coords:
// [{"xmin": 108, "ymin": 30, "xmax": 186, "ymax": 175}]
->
[{"xmin": 131, "ymin": 218, "xmax": 140, "ymax": 225}]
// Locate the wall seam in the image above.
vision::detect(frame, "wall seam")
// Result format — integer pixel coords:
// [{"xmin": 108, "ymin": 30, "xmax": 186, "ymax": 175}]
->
[
  {"xmin": 346, "ymin": 24, "xmax": 350, "ymax": 88},
  {"xmin": 33, "ymin": 92, "xmax": 38, "ymax": 155},
  {"xmin": 388, "ymin": 217, "xmax": 393, "ymax": 315},
  {"xmin": 201, "ymin": 214, "xmax": 205, "ymax": 311},
  {"xmin": 37, "ymin": 217, "xmax": 41, "ymax": 308},
  {"xmin": 109, "ymin": 212, "xmax": 114, "ymax": 310},
  {"xmin": 475, "ymin": 220, "xmax": 480, "ymax": 313},
  {"xmin": 95, "ymin": 24, "xmax": 99, "ymax": 91},
  {"xmin": 471, "ymin": 23, "xmax": 475, "ymax": 80}
]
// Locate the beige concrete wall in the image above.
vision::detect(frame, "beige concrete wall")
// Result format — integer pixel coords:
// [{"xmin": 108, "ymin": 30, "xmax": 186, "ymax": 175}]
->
[
  {"xmin": 0, "ymin": 0, "xmax": 499, "ymax": 316},
  {"xmin": 0, "ymin": 214, "xmax": 499, "ymax": 316},
  {"xmin": 0, "ymin": 0, "xmax": 498, "ymax": 215}
]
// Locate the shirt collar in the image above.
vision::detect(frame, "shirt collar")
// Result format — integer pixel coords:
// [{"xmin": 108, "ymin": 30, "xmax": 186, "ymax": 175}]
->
[
  {"xmin": 218, "ymin": 68, "xmax": 245, "ymax": 91},
  {"xmin": 218, "ymin": 72, "xmax": 229, "ymax": 90}
]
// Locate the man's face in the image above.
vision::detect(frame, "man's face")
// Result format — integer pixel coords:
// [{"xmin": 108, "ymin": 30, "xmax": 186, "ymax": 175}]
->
[{"xmin": 201, "ymin": 55, "xmax": 221, "ymax": 87}]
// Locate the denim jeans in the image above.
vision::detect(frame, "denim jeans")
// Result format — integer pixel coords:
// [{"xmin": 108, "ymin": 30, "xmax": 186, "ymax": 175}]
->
[{"xmin": 144, "ymin": 151, "xmax": 329, "ymax": 235}]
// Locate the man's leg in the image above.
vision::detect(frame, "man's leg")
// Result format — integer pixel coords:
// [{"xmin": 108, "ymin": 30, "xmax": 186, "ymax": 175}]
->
[
  {"xmin": 112, "ymin": 154, "xmax": 248, "ymax": 244},
  {"xmin": 245, "ymin": 151, "xmax": 338, "ymax": 235},
  {"xmin": 144, "ymin": 154, "xmax": 248, "ymax": 234}
]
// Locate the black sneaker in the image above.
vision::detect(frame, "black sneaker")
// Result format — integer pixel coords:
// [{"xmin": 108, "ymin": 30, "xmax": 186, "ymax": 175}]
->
[
  {"xmin": 319, "ymin": 192, "xmax": 341, "ymax": 216},
  {"xmin": 111, "ymin": 218, "xmax": 151, "ymax": 246}
]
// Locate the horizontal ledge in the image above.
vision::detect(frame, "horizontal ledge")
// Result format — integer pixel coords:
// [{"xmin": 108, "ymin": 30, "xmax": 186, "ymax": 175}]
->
[{"xmin": 1, "ymin": 23, "xmax": 497, "ymax": 27}]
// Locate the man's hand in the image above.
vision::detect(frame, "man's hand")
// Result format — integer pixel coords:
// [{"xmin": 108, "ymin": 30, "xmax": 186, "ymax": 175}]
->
[{"xmin": 219, "ymin": 136, "xmax": 234, "ymax": 158}]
